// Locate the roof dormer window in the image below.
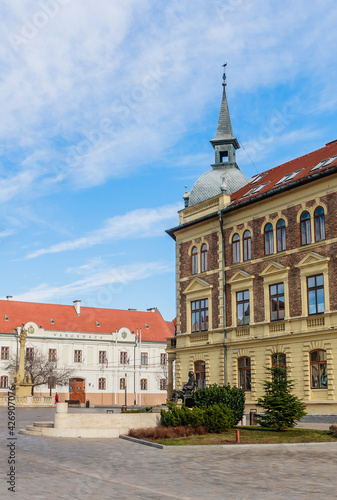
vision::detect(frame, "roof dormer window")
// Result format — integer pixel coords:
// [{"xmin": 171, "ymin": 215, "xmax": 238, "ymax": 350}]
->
[
  {"xmin": 311, "ymin": 156, "xmax": 337, "ymax": 172},
  {"xmin": 275, "ymin": 169, "xmax": 302, "ymax": 185}
]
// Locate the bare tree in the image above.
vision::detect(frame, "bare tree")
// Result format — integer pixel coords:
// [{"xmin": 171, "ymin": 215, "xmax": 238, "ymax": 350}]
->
[{"xmin": 6, "ymin": 350, "xmax": 75, "ymax": 395}]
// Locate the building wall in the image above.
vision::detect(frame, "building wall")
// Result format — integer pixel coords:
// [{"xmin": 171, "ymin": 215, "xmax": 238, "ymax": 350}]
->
[
  {"xmin": 167, "ymin": 173, "xmax": 337, "ymax": 414},
  {"xmin": 0, "ymin": 325, "xmax": 168, "ymax": 406}
]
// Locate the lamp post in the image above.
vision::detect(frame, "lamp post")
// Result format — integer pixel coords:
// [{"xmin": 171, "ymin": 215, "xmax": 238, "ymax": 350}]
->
[{"xmin": 124, "ymin": 372, "xmax": 127, "ymax": 408}]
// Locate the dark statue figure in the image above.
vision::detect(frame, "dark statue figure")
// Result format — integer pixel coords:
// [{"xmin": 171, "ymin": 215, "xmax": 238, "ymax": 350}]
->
[{"xmin": 170, "ymin": 371, "xmax": 196, "ymax": 406}]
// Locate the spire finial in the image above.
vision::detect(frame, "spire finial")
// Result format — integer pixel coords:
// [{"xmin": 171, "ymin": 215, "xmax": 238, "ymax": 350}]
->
[{"xmin": 222, "ymin": 63, "xmax": 227, "ymax": 86}]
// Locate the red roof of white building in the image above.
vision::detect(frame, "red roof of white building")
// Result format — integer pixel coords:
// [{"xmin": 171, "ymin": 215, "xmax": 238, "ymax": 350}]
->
[
  {"xmin": 230, "ymin": 139, "xmax": 337, "ymax": 206},
  {"xmin": 0, "ymin": 300, "xmax": 174, "ymax": 342}
]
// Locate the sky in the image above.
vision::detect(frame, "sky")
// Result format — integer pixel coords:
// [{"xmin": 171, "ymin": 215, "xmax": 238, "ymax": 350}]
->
[{"xmin": 0, "ymin": 0, "xmax": 337, "ymax": 321}]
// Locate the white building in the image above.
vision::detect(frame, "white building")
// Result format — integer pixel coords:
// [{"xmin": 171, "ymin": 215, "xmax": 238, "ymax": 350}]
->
[{"xmin": 0, "ymin": 299, "xmax": 174, "ymax": 406}]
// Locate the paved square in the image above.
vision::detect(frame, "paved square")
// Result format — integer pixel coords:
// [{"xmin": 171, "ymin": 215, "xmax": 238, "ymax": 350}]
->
[{"xmin": 1, "ymin": 408, "xmax": 337, "ymax": 499}]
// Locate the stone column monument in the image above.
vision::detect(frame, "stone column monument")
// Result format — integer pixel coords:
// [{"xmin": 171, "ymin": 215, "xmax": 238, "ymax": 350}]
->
[{"xmin": 13, "ymin": 326, "xmax": 34, "ymax": 397}]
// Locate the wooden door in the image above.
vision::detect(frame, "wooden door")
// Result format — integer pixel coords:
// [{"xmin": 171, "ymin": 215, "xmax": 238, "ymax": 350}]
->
[{"xmin": 69, "ymin": 378, "xmax": 85, "ymax": 403}]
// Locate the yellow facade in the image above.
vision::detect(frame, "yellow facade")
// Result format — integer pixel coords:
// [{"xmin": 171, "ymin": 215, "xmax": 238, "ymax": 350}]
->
[{"xmin": 167, "ymin": 101, "xmax": 337, "ymax": 414}]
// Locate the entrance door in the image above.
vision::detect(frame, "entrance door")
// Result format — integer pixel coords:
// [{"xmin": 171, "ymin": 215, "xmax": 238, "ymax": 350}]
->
[{"xmin": 69, "ymin": 378, "xmax": 85, "ymax": 403}]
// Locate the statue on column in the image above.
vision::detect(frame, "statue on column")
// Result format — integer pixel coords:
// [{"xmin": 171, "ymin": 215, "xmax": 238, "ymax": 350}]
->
[{"xmin": 13, "ymin": 325, "xmax": 34, "ymax": 397}]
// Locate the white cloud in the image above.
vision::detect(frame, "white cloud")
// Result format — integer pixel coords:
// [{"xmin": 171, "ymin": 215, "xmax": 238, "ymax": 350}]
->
[
  {"xmin": 1, "ymin": 0, "xmax": 337, "ymax": 197},
  {"xmin": 15, "ymin": 261, "xmax": 172, "ymax": 303},
  {"xmin": 0, "ymin": 229, "xmax": 15, "ymax": 238},
  {"xmin": 26, "ymin": 202, "xmax": 181, "ymax": 259}
]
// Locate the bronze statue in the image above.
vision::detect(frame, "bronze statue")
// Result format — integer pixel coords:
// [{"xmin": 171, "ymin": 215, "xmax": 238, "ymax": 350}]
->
[{"xmin": 170, "ymin": 371, "xmax": 196, "ymax": 406}]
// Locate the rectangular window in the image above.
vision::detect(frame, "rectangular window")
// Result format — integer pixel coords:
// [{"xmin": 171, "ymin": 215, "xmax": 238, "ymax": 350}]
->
[
  {"xmin": 191, "ymin": 299, "xmax": 208, "ymax": 333},
  {"xmin": 307, "ymin": 274, "xmax": 324, "ymax": 315},
  {"xmin": 141, "ymin": 352, "xmax": 148, "ymax": 365},
  {"xmin": 140, "ymin": 378, "xmax": 147, "ymax": 390},
  {"xmin": 26, "ymin": 347, "xmax": 34, "ymax": 361},
  {"xmin": 1, "ymin": 346, "xmax": 9, "ymax": 360},
  {"xmin": 120, "ymin": 378, "xmax": 126, "ymax": 390},
  {"xmin": 270, "ymin": 283, "xmax": 285, "ymax": 321},
  {"xmin": 160, "ymin": 353, "xmax": 167, "ymax": 365},
  {"xmin": 49, "ymin": 349, "xmax": 57, "ymax": 362},
  {"xmin": 160, "ymin": 379, "xmax": 167, "ymax": 390},
  {"xmin": 0, "ymin": 375, "xmax": 8, "ymax": 389},
  {"xmin": 98, "ymin": 378, "xmax": 106, "ymax": 390},
  {"xmin": 74, "ymin": 350, "xmax": 82, "ymax": 363},
  {"xmin": 238, "ymin": 357, "xmax": 251, "ymax": 391},
  {"xmin": 236, "ymin": 290, "xmax": 250, "ymax": 325},
  {"xmin": 99, "ymin": 351, "xmax": 106, "ymax": 364},
  {"xmin": 120, "ymin": 352, "xmax": 128, "ymax": 364}
]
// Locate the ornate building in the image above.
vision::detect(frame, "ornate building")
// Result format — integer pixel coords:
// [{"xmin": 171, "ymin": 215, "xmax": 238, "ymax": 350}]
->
[
  {"xmin": 0, "ymin": 299, "xmax": 174, "ymax": 406},
  {"xmin": 166, "ymin": 74, "xmax": 337, "ymax": 414}
]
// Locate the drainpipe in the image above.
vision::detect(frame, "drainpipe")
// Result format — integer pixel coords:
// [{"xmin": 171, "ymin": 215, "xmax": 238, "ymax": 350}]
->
[{"xmin": 218, "ymin": 211, "xmax": 227, "ymax": 386}]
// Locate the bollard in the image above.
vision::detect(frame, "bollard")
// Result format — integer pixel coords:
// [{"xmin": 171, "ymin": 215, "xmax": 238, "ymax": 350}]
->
[{"xmin": 236, "ymin": 428, "xmax": 240, "ymax": 444}]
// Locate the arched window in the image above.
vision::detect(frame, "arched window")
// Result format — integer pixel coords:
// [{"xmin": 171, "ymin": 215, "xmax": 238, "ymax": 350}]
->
[
  {"xmin": 0, "ymin": 375, "xmax": 8, "ymax": 389},
  {"xmin": 301, "ymin": 211, "xmax": 311, "ymax": 245},
  {"xmin": 232, "ymin": 233, "xmax": 240, "ymax": 263},
  {"xmin": 191, "ymin": 247, "xmax": 198, "ymax": 275},
  {"xmin": 272, "ymin": 353, "xmax": 286, "ymax": 368},
  {"xmin": 264, "ymin": 223, "xmax": 274, "ymax": 255},
  {"xmin": 276, "ymin": 219, "xmax": 286, "ymax": 252},
  {"xmin": 194, "ymin": 360, "xmax": 206, "ymax": 388},
  {"xmin": 238, "ymin": 357, "xmax": 251, "ymax": 391},
  {"xmin": 140, "ymin": 378, "xmax": 148, "ymax": 390},
  {"xmin": 310, "ymin": 350, "xmax": 327, "ymax": 388},
  {"xmin": 98, "ymin": 378, "xmax": 106, "ymax": 390},
  {"xmin": 314, "ymin": 207, "xmax": 325, "ymax": 242},
  {"xmin": 243, "ymin": 230, "xmax": 251, "ymax": 261},
  {"xmin": 201, "ymin": 244, "xmax": 208, "ymax": 272}
]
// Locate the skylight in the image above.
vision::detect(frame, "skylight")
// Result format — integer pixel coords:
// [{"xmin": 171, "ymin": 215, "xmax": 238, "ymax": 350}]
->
[
  {"xmin": 250, "ymin": 173, "xmax": 266, "ymax": 184},
  {"xmin": 242, "ymin": 183, "xmax": 269, "ymax": 198},
  {"xmin": 311, "ymin": 156, "xmax": 337, "ymax": 172},
  {"xmin": 275, "ymin": 169, "xmax": 302, "ymax": 185}
]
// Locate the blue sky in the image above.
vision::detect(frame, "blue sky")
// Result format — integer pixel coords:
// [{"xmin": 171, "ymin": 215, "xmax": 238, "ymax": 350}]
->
[{"xmin": 1, "ymin": 0, "xmax": 337, "ymax": 321}]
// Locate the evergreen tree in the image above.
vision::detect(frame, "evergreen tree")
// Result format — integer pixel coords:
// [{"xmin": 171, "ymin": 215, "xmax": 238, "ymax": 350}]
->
[{"xmin": 257, "ymin": 366, "xmax": 306, "ymax": 431}]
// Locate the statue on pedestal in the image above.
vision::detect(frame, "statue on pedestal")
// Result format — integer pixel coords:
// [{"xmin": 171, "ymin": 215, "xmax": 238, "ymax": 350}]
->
[
  {"xmin": 13, "ymin": 325, "xmax": 34, "ymax": 397},
  {"xmin": 169, "ymin": 371, "xmax": 196, "ymax": 407}
]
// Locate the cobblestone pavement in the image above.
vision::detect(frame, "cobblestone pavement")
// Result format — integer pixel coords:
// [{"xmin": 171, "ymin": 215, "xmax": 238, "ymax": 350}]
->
[{"xmin": 1, "ymin": 408, "xmax": 337, "ymax": 500}]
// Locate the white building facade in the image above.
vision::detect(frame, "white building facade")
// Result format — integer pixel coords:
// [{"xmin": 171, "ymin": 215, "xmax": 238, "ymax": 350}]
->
[{"xmin": 0, "ymin": 300, "xmax": 174, "ymax": 406}]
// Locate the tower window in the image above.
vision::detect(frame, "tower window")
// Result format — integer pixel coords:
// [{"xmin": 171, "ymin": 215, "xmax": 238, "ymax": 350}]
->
[{"xmin": 220, "ymin": 151, "xmax": 229, "ymax": 162}]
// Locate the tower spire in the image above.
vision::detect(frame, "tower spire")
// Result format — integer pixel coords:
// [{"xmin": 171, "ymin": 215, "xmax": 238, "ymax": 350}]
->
[{"xmin": 210, "ymin": 64, "xmax": 240, "ymax": 168}]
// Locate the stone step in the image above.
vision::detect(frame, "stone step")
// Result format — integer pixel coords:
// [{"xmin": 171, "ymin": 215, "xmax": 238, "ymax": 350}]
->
[
  {"xmin": 19, "ymin": 428, "xmax": 42, "ymax": 436},
  {"xmin": 33, "ymin": 421, "xmax": 54, "ymax": 428}
]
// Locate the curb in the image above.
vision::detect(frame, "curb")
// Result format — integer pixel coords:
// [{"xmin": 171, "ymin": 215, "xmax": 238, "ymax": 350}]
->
[
  {"xmin": 119, "ymin": 435, "xmax": 164, "ymax": 449},
  {"xmin": 119, "ymin": 436, "xmax": 337, "ymax": 450}
]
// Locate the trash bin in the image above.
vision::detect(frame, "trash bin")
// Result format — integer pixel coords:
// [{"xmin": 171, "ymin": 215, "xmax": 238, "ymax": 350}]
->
[{"xmin": 86, "ymin": 400, "xmax": 90, "ymax": 408}]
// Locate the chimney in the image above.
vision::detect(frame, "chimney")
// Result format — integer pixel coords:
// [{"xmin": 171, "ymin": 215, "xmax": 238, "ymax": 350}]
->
[
  {"xmin": 73, "ymin": 300, "xmax": 81, "ymax": 316},
  {"xmin": 6, "ymin": 296, "xmax": 13, "ymax": 301},
  {"xmin": 147, "ymin": 307, "xmax": 158, "ymax": 313}
]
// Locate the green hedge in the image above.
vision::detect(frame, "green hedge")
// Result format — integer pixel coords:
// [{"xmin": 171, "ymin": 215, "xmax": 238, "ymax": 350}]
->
[
  {"xmin": 192, "ymin": 384, "xmax": 245, "ymax": 425},
  {"xmin": 160, "ymin": 402, "xmax": 234, "ymax": 433}
]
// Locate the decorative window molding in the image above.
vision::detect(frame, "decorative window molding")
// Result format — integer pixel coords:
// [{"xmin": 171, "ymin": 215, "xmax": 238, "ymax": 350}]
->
[
  {"xmin": 183, "ymin": 277, "xmax": 213, "ymax": 334},
  {"xmin": 259, "ymin": 262, "xmax": 290, "ymax": 322},
  {"xmin": 295, "ymin": 252, "xmax": 330, "ymax": 316},
  {"xmin": 228, "ymin": 271, "xmax": 255, "ymax": 327}
]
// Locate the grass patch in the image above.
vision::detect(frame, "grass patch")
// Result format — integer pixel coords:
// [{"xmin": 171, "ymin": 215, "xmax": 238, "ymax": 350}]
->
[{"xmin": 130, "ymin": 426, "xmax": 337, "ymax": 446}]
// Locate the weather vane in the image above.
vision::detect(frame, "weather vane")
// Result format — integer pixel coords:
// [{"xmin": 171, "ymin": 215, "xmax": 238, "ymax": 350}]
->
[{"xmin": 222, "ymin": 63, "xmax": 227, "ymax": 84}]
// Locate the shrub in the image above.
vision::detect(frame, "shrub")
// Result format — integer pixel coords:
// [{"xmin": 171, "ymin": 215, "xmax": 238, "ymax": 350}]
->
[
  {"xmin": 257, "ymin": 366, "xmax": 307, "ymax": 431},
  {"xmin": 203, "ymin": 404, "xmax": 235, "ymax": 433},
  {"xmin": 160, "ymin": 402, "xmax": 206, "ymax": 428},
  {"xmin": 193, "ymin": 384, "xmax": 245, "ymax": 425},
  {"xmin": 128, "ymin": 425, "xmax": 208, "ymax": 440}
]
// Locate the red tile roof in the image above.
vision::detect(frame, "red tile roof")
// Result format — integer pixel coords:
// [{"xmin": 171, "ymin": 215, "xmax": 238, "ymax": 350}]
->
[
  {"xmin": 0, "ymin": 300, "xmax": 174, "ymax": 342},
  {"xmin": 230, "ymin": 139, "xmax": 337, "ymax": 206}
]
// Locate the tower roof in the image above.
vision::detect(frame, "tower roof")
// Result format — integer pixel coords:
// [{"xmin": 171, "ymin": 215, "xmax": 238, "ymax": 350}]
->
[{"xmin": 210, "ymin": 74, "xmax": 240, "ymax": 149}]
